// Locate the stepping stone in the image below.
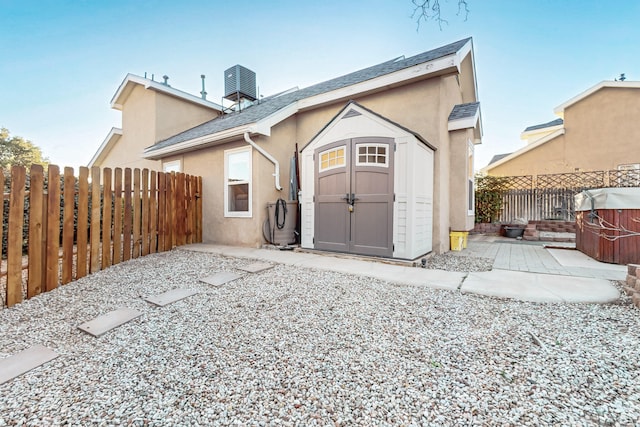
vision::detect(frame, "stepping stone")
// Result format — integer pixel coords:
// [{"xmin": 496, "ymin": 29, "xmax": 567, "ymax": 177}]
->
[
  {"xmin": 200, "ymin": 272, "xmax": 241, "ymax": 287},
  {"xmin": 237, "ymin": 262, "xmax": 273, "ymax": 273},
  {"xmin": 143, "ymin": 288, "xmax": 199, "ymax": 307},
  {"xmin": 0, "ymin": 345, "xmax": 59, "ymax": 385},
  {"xmin": 78, "ymin": 308, "xmax": 143, "ymax": 337}
]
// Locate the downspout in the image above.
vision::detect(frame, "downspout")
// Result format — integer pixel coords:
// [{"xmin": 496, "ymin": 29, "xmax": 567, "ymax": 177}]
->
[{"xmin": 244, "ymin": 132, "xmax": 282, "ymax": 191}]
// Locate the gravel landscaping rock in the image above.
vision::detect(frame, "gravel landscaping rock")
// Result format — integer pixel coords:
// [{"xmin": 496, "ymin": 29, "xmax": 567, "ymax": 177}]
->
[{"xmin": 1, "ymin": 249, "xmax": 639, "ymax": 425}]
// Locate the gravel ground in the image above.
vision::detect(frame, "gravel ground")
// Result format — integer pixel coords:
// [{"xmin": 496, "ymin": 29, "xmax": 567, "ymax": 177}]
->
[{"xmin": 1, "ymin": 249, "xmax": 639, "ymax": 426}]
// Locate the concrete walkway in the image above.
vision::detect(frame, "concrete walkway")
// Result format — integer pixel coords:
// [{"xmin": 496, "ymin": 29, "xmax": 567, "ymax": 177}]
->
[{"xmin": 182, "ymin": 237, "xmax": 623, "ymax": 304}]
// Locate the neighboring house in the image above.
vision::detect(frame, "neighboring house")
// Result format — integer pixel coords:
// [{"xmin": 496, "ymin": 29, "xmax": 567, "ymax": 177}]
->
[
  {"xmin": 484, "ymin": 81, "xmax": 640, "ymax": 176},
  {"xmin": 89, "ymin": 74, "xmax": 223, "ymax": 170},
  {"xmin": 91, "ymin": 37, "xmax": 482, "ymax": 257}
]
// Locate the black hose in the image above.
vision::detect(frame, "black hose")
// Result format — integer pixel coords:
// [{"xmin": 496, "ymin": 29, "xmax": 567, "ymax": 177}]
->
[{"xmin": 275, "ymin": 198, "xmax": 287, "ymax": 229}]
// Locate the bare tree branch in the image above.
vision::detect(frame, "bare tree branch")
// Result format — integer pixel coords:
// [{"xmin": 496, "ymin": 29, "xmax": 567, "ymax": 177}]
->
[{"xmin": 411, "ymin": 0, "xmax": 469, "ymax": 31}]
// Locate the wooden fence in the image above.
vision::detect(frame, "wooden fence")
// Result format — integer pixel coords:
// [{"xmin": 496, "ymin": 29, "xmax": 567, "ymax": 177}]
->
[
  {"xmin": 1, "ymin": 165, "xmax": 203, "ymax": 308},
  {"xmin": 493, "ymin": 169, "xmax": 640, "ymax": 223}
]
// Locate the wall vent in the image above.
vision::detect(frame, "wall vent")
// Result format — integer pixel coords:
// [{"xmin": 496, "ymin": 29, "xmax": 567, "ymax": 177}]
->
[{"xmin": 224, "ymin": 65, "xmax": 257, "ymax": 102}]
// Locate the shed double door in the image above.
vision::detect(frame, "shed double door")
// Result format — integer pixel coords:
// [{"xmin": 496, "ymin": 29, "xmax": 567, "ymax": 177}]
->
[{"xmin": 314, "ymin": 137, "xmax": 394, "ymax": 257}]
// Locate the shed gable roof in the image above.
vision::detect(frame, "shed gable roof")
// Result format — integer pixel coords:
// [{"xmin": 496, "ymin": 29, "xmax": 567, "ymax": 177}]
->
[
  {"xmin": 302, "ymin": 101, "xmax": 436, "ymax": 153},
  {"xmin": 143, "ymin": 38, "xmax": 473, "ymax": 159}
]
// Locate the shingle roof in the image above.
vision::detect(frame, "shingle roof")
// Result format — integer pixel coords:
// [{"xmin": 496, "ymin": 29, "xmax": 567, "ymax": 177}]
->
[
  {"xmin": 524, "ymin": 118, "xmax": 563, "ymax": 132},
  {"xmin": 146, "ymin": 38, "xmax": 472, "ymax": 153},
  {"xmin": 448, "ymin": 102, "xmax": 480, "ymax": 121},
  {"xmin": 489, "ymin": 153, "xmax": 511, "ymax": 165}
]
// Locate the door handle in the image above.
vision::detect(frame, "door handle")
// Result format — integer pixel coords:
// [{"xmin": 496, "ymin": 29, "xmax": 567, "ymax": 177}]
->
[
  {"xmin": 342, "ymin": 193, "xmax": 351, "ymax": 204},
  {"xmin": 350, "ymin": 193, "xmax": 359, "ymax": 205}
]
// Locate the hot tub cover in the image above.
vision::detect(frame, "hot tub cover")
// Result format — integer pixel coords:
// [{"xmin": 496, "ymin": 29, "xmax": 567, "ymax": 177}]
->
[{"xmin": 575, "ymin": 187, "xmax": 640, "ymax": 211}]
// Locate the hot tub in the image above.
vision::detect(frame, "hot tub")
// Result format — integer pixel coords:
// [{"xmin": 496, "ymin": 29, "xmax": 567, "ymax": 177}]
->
[{"xmin": 575, "ymin": 187, "xmax": 640, "ymax": 264}]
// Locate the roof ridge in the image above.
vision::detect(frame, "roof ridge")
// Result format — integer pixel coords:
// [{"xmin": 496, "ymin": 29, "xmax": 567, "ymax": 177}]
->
[{"xmin": 147, "ymin": 37, "xmax": 473, "ymax": 153}]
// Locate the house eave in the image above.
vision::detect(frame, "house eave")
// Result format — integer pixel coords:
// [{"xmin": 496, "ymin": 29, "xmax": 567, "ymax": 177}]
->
[
  {"xmin": 520, "ymin": 124, "xmax": 564, "ymax": 141},
  {"xmin": 110, "ymin": 73, "xmax": 224, "ymax": 112},
  {"xmin": 142, "ymin": 125, "xmax": 254, "ymax": 160},
  {"xmin": 297, "ymin": 50, "xmax": 464, "ymax": 111},
  {"xmin": 143, "ymin": 102, "xmax": 301, "ymax": 160},
  {"xmin": 88, "ymin": 127, "xmax": 123, "ymax": 167},
  {"xmin": 553, "ymin": 80, "xmax": 640, "ymax": 118}
]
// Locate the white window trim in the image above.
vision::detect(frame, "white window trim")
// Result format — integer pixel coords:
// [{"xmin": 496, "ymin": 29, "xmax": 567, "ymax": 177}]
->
[
  {"xmin": 162, "ymin": 159, "xmax": 182, "ymax": 173},
  {"xmin": 318, "ymin": 145, "xmax": 346, "ymax": 172},
  {"xmin": 224, "ymin": 146, "xmax": 252, "ymax": 218},
  {"xmin": 355, "ymin": 143, "xmax": 389, "ymax": 167}
]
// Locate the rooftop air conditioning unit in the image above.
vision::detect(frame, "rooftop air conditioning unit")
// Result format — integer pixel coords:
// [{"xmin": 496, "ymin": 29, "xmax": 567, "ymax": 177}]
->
[{"xmin": 224, "ymin": 65, "xmax": 257, "ymax": 102}]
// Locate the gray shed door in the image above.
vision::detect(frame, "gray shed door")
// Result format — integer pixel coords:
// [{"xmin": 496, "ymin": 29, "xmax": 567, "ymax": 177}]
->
[{"xmin": 314, "ymin": 137, "xmax": 394, "ymax": 257}]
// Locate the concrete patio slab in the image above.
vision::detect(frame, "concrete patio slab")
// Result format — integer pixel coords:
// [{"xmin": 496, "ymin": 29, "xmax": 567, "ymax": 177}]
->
[
  {"xmin": 78, "ymin": 308, "xmax": 143, "ymax": 337},
  {"xmin": 0, "ymin": 345, "xmax": 59, "ymax": 385},
  {"xmin": 143, "ymin": 288, "xmax": 199, "ymax": 307},
  {"xmin": 548, "ymin": 248, "xmax": 627, "ymax": 274},
  {"xmin": 462, "ymin": 270, "xmax": 620, "ymax": 303},
  {"xmin": 199, "ymin": 272, "xmax": 241, "ymax": 287}
]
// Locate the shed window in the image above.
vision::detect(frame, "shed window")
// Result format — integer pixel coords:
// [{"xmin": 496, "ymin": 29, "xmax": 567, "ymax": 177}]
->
[
  {"xmin": 319, "ymin": 146, "xmax": 346, "ymax": 172},
  {"xmin": 224, "ymin": 147, "xmax": 252, "ymax": 217},
  {"xmin": 356, "ymin": 143, "xmax": 388, "ymax": 167}
]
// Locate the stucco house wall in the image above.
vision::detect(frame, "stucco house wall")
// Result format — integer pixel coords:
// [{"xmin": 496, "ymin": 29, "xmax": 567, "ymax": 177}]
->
[
  {"xmin": 92, "ymin": 38, "xmax": 482, "ymax": 256},
  {"xmin": 90, "ymin": 77, "xmax": 221, "ymax": 171},
  {"xmin": 485, "ymin": 83, "xmax": 640, "ymax": 176}
]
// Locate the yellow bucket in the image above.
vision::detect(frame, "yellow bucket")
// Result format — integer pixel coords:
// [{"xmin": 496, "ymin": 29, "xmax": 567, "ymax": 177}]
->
[{"xmin": 450, "ymin": 231, "xmax": 468, "ymax": 251}]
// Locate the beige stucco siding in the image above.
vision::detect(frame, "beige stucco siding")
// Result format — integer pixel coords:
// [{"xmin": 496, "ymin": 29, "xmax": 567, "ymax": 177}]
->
[
  {"xmin": 487, "ymin": 87, "xmax": 640, "ymax": 176},
  {"xmin": 563, "ymin": 87, "xmax": 640, "ymax": 170},
  {"xmin": 181, "ymin": 117, "xmax": 296, "ymax": 246},
  {"xmin": 94, "ymin": 85, "xmax": 220, "ymax": 171},
  {"xmin": 154, "ymin": 92, "xmax": 220, "ymax": 142},
  {"xmin": 459, "ymin": 54, "xmax": 477, "ymax": 105},
  {"xmin": 488, "ymin": 134, "xmax": 567, "ymax": 176}
]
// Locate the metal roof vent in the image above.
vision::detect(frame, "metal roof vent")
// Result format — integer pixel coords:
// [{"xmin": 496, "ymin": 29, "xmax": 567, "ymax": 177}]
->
[{"xmin": 224, "ymin": 65, "xmax": 257, "ymax": 102}]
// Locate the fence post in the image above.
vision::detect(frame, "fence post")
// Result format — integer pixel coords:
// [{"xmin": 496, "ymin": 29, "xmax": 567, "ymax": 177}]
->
[
  {"xmin": 76, "ymin": 167, "xmax": 89, "ymax": 279},
  {"xmin": 89, "ymin": 166, "xmax": 101, "ymax": 274},
  {"xmin": 123, "ymin": 168, "xmax": 132, "ymax": 261},
  {"xmin": 113, "ymin": 168, "xmax": 123, "ymax": 265},
  {"xmin": 45, "ymin": 165, "xmax": 61, "ymax": 292},
  {"xmin": 132, "ymin": 169, "xmax": 141, "ymax": 258},
  {"xmin": 149, "ymin": 171, "xmax": 157, "ymax": 254},
  {"xmin": 7, "ymin": 166, "xmax": 26, "ymax": 307},
  {"xmin": 62, "ymin": 167, "xmax": 75, "ymax": 284},
  {"xmin": 142, "ymin": 168, "xmax": 150, "ymax": 256},
  {"xmin": 101, "ymin": 168, "xmax": 113, "ymax": 269},
  {"xmin": 27, "ymin": 165, "xmax": 44, "ymax": 298}
]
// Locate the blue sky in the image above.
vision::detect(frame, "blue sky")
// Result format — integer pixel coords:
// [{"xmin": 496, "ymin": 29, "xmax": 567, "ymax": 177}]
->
[{"xmin": 1, "ymin": 0, "xmax": 638, "ymax": 170}]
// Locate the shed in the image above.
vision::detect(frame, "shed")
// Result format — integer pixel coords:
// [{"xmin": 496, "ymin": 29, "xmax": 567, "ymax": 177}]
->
[
  {"xmin": 575, "ymin": 187, "xmax": 640, "ymax": 264},
  {"xmin": 300, "ymin": 102, "xmax": 435, "ymax": 260}
]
